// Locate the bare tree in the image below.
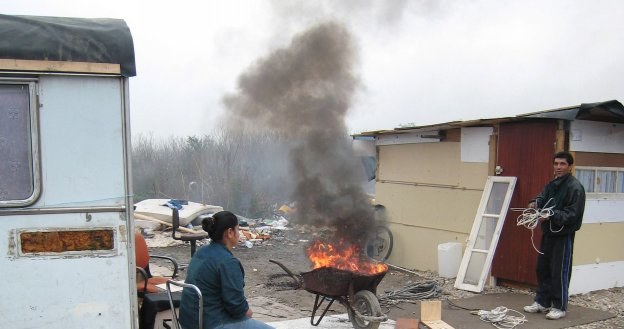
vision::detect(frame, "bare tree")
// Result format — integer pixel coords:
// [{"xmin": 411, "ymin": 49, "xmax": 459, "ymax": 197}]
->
[{"xmin": 132, "ymin": 130, "xmax": 292, "ymax": 218}]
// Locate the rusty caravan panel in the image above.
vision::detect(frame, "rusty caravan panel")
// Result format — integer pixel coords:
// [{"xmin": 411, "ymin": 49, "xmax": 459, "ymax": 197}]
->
[{"xmin": 20, "ymin": 229, "xmax": 114, "ymax": 253}]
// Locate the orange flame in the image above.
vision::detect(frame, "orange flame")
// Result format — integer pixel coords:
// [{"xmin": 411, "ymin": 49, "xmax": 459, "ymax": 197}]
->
[{"xmin": 306, "ymin": 240, "xmax": 388, "ymax": 275}]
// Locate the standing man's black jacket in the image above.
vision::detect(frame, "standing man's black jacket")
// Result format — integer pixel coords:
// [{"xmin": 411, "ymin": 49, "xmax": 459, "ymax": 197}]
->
[{"xmin": 533, "ymin": 173, "xmax": 586, "ymax": 236}]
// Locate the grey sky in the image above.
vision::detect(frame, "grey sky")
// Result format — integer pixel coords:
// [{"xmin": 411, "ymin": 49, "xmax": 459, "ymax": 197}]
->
[{"xmin": 2, "ymin": 0, "xmax": 623, "ymax": 137}]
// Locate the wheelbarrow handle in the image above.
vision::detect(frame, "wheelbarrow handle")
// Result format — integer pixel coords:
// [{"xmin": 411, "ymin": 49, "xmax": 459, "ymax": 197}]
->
[{"xmin": 269, "ymin": 259, "xmax": 302, "ymax": 288}]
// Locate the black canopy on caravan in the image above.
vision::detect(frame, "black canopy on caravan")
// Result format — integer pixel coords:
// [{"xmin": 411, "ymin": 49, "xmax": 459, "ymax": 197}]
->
[{"xmin": 0, "ymin": 14, "xmax": 136, "ymax": 77}]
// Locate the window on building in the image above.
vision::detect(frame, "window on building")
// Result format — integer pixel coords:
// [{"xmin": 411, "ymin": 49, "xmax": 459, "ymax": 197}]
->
[
  {"xmin": 0, "ymin": 81, "xmax": 40, "ymax": 207},
  {"xmin": 575, "ymin": 167, "xmax": 624, "ymax": 194}
]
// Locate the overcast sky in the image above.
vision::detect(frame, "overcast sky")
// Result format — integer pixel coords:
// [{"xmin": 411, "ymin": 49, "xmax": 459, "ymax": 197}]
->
[{"xmin": 2, "ymin": 0, "xmax": 624, "ymax": 138}]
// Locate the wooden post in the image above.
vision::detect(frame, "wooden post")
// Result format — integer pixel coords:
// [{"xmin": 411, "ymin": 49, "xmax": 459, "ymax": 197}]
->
[
  {"xmin": 489, "ymin": 124, "xmax": 499, "ymax": 176},
  {"xmin": 555, "ymin": 119, "xmax": 565, "ymax": 152}
]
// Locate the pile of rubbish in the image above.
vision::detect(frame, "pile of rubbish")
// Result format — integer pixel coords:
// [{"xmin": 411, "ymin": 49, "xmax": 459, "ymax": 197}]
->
[
  {"xmin": 236, "ymin": 214, "xmax": 291, "ymax": 248},
  {"xmin": 134, "ymin": 199, "xmax": 294, "ymax": 249}
]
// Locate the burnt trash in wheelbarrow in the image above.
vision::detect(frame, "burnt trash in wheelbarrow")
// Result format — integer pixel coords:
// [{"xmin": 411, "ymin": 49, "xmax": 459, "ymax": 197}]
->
[{"xmin": 270, "ymin": 259, "xmax": 389, "ymax": 329}]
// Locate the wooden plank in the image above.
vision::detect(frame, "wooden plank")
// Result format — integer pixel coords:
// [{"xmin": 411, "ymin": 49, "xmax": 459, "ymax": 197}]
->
[
  {"xmin": 422, "ymin": 320, "xmax": 455, "ymax": 329},
  {"xmin": 420, "ymin": 300, "xmax": 455, "ymax": 329},
  {"xmin": 575, "ymin": 151, "xmax": 624, "ymax": 167},
  {"xmin": 0, "ymin": 58, "xmax": 120, "ymax": 75},
  {"xmin": 488, "ymin": 127, "xmax": 498, "ymax": 175},
  {"xmin": 395, "ymin": 318, "xmax": 420, "ymax": 329},
  {"xmin": 421, "ymin": 300, "xmax": 441, "ymax": 322}
]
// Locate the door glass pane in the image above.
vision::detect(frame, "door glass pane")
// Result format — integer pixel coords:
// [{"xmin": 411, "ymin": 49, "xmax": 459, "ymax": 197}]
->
[
  {"xmin": 0, "ymin": 84, "xmax": 33, "ymax": 201},
  {"xmin": 474, "ymin": 216, "xmax": 498, "ymax": 250},
  {"xmin": 485, "ymin": 182, "xmax": 509, "ymax": 214},
  {"xmin": 618, "ymin": 172, "xmax": 624, "ymax": 193},
  {"xmin": 463, "ymin": 251, "xmax": 486, "ymax": 285}
]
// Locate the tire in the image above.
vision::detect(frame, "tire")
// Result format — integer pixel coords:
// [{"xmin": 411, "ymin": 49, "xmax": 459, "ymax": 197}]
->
[
  {"xmin": 366, "ymin": 225, "xmax": 393, "ymax": 262},
  {"xmin": 347, "ymin": 290, "xmax": 383, "ymax": 329}
]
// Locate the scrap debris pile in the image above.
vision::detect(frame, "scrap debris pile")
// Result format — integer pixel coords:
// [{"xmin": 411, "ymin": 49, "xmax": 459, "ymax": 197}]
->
[
  {"xmin": 135, "ymin": 199, "xmax": 379, "ymax": 250},
  {"xmin": 134, "ymin": 199, "xmax": 300, "ymax": 249},
  {"xmin": 236, "ymin": 215, "xmax": 291, "ymax": 248},
  {"xmin": 137, "ymin": 214, "xmax": 293, "ymax": 249}
]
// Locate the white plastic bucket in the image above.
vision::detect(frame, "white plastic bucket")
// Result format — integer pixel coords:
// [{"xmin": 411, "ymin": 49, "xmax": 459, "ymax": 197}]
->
[{"xmin": 438, "ymin": 242, "xmax": 463, "ymax": 278}]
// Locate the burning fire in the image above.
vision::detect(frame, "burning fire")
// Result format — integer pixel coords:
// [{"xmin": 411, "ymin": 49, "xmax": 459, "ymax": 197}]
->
[{"xmin": 307, "ymin": 240, "xmax": 388, "ymax": 275}]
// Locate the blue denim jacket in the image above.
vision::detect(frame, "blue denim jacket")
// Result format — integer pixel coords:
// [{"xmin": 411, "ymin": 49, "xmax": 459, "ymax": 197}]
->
[{"xmin": 179, "ymin": 242, "xmax": 249, "ymax": 329}]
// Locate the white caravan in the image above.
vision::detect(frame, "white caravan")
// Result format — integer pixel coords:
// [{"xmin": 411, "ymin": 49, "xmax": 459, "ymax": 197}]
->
[{"xmin": 0, "ymin": 15, "xmax": 139, "ymax": 328}]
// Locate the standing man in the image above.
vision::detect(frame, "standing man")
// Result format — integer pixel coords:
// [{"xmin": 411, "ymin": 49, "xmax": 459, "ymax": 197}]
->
[{"xmin": 523, "ymin": 151, "xmax": 586, "ymax": 320}]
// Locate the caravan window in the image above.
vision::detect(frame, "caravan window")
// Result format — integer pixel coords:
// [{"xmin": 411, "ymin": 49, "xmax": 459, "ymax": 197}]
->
[
  {"xmin": 576, "ymin": 166, "xmax": 624, "ymax": 195},
  {"xmin": 0, "ymin": 81, "xmax": 40, "ymax": 207}
]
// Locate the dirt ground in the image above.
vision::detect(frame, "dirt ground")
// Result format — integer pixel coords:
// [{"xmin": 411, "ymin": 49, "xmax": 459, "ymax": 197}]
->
[
  {"xmin": 146, "ymin": 227, "xmax": 624, "ymax": 329},
  {"xmin": 149, "ymin": 228, "xmax": 425, "ymax": 321}
]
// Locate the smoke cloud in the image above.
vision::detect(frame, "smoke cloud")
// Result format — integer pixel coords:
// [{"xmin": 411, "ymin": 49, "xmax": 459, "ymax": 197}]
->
[{"xmin": 223, "ymin": 21, "xmax": 375, "ymax": 245}]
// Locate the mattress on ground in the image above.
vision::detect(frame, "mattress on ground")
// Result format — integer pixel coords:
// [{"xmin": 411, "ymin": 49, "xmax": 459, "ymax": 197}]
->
[{"xmin": 134, "ymin": 199, "xmax": 223, "ymax": 226}]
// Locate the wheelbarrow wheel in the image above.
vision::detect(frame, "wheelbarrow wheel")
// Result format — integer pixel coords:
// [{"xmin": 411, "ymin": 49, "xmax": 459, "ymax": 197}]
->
[{"xmin": 348, "ymin": 290, "xmax": 382, "ymax": 329}]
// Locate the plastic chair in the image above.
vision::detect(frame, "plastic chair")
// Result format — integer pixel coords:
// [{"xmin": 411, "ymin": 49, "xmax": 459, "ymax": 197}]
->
[
  {"xmin": 166, "ymin": 280, "xmax": 203, "ymax": 329},
  {"xmin": 135, "ymin": 232, "xmax": 179, "ymax": 295},
  {"xmin": 135, "ymin": 232, "xmax": 181, "ymax": 329},
  {"xmin": 171, "ymin": 208, "xmax": 208, "ymax": 257}
]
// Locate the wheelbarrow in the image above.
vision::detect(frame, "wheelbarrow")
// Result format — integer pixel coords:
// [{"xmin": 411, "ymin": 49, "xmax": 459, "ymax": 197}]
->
[{"xmin": 269, "ymin": 259, "xmax": 388, "ymax": 329}]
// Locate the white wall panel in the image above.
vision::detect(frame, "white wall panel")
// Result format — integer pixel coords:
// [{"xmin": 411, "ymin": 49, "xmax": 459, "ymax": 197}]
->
[
  {"xmin": 38, "ymin": 75, "xmax": 125, "ymax": 207},
  {"xmin": 570, "ymin": 261, "xmax": 624, "ymax": 295},
  {"xmin": 570, "ymin": 120, "xmax": 624, "ymax": 154},
  {"xmin": 583, "ymin": 198, "xmax": 624, "ymax": 223},
  {"xmin": 461, "ymin": 127, "xmax": 493, "ymax": 163}
]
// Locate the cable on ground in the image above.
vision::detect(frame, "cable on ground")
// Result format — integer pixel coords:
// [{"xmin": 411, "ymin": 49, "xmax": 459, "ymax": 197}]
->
[
  {"xmin": 378, "ymin": 280, "xmax": 442, "ymax": 306},
  {"xmin": 446, "ymin": 298, "xmax": 480, "ymax": 311},
  {"xmin": 470, "ymin": 306, "xmax": 527, "ymax": 329}
]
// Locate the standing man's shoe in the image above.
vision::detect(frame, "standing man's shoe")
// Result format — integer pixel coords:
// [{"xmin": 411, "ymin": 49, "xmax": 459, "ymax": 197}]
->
[
  {"xmin": 546, "ymin": 308, "xmax": 566, "ymax": 320},
  {"xmin": 523, "ymin": 302, "xmax": 549, "ymax": 313}
]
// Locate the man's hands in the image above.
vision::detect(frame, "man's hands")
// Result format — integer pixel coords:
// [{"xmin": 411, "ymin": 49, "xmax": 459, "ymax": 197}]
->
[
  {"xmin": 246, "ymin": 308, "xmax": 253, "ymax": 318},
  {"xmin": 528, "ymin": 201, "xmax": 549, "ymax": 221}
]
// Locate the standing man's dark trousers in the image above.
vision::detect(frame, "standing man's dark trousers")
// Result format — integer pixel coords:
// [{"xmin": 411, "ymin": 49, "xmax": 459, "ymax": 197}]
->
[{"xmin": 535, "ymin": 232, "xmax": 575, "ymax": 311}]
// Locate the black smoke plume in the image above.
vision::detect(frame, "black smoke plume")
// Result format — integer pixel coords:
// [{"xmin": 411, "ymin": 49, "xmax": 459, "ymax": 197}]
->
[{"xmin": 223, "ymin": 21, "xmax": 375, "ymax": 245}]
